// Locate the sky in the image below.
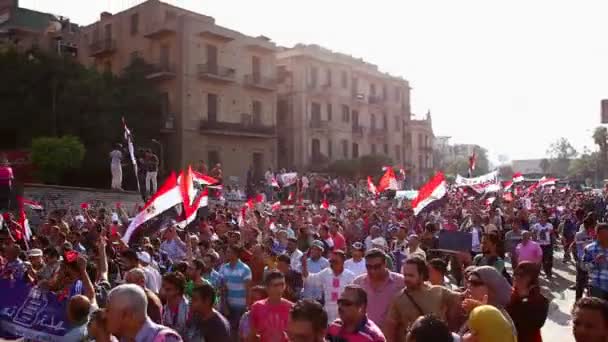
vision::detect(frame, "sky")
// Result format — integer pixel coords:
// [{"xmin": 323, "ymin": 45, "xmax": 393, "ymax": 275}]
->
[{"xmin": 21, "ymin": 0, "xmax": 608, "ymax": 163}]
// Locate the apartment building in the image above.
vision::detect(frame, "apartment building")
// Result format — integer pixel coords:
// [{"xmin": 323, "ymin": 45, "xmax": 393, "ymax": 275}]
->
[
  {"xmin": 276, "ymin": 44, "xmax": 411, "ymax": 171},
  {"xmin": 78, "ymin": 0, "xmax": 277, "ymax": 183},
  {"xmin": 0, "ymin": 0, "xmax": 79, "ymax": 56},
  {"xmin": 408, "ymin": 112, "xmax": 435, "ymax": 186}
]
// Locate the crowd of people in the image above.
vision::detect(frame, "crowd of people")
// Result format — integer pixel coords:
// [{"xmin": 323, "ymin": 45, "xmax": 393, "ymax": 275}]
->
[{"xmin": 2, "ymin": 169, "xmax": 608, "ymax": 342}]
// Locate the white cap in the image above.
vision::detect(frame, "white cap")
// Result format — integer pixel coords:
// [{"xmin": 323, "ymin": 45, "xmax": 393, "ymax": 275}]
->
[
  {"xmin": 27, "ymin": 249, "xmax": 43, "ymax": 257},
  {"xmin": 137, "ymin": 251, "xmax": 151, "ymax": 264},
  {"xmin": 371, "ymin": 237, "xmax": 387, "ymax": 248}
]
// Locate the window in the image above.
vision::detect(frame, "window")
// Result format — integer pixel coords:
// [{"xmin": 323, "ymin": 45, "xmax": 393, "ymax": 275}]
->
[
  {"xmin": 326, "ymin": 69, "xmax": 332, "ymax": 87},
  {"xmin": 311, "ymin": 102, "xmax": 321, "ymax": 126},
  {"xmin": 394, "ymin": 116, "xmax": 401, "ymax": 131},
  {"xmin": 277, "ymin": 100, "xmax": 288, "ymax": 126},
  {"xmin": 342, "ymin": 105, "xmax": 350, "ymax": 123},
  {"xmin": 253, "ymin": 100, "xmax": 262, "ymax": 125},
  {"xmin": 370, "ymin": 84, "xmax": 376, "ymax": 96},
  {"xmin": 426, "ymin": 155, "xmax": 430, "ymax": 168},
  {"xmin": 312, "ymin": 139, "xmax": 321, "ymax": 161},
  {"xmin": 341, "ymin": 71, "xmax": 348, "ymax": 88},
  {"xmin": 160, "ymin": 92, "xmax": 169, "ymax": 117},
  {"xmin": 395, "ymin": 87, "xmax": 401, "ymax": 101},
  {"xmin": 342, "ymin": 140, "xmax": 348, "ymax": 158},
  {"xmin": 418, "ymin": 134, "xmax": 423, "ymax": 147},
  {"xmin": 352, "ymin": 143, "xmax": 359, "ymax": 158},
  {"xmin": 382, "ymin": 85, "xmax": 387, "ymax": 100},
  {"xmin": 371, "ymin": 144, "xmax": 376, "ymax": 154},
  {"xmin": 104, "ymin": 23, "xmax": 112, "ymax": 40},
  {"xmin": 395, "ymin": 145, "xmax": 401, "ymax": 161},
  {"xmin": 371, "ymin": 114, "xmax": 376, "ymax": 130},
  {"xmin": 425, "ymin": 136, "xmax": 429, "ymax": 148},
  {"xmin": 383, "ymin": 144, "xmax": 388, "ymax": 155},
  {"xmin": 327, "ymin": 139, "xmax": 333, "ymax": 158},
  {"xmin": 130, "ymin": 13, "xmax": 139, "ymax": 35},
  {"xmin": 309, "ymin": 66, "xmax": 318, "ymax": 88},
  {"xmin": 351, "ymin": 78, "xmax": 358, "ymax": 95},
  {"xmin": 326, "ymin": 103, "xmax": 332, "ymax": 121},
  {"xmin": 352, "ymin": 110, "xmax": 359, "ymax": 127},
  {"xmin": 208, "ymin": 150, "xmax": 220, "ymax": 166},
  {"xmin": 382, "ymin": 115, "xmax": 387, "ymax": 131},
  {"xmin": 208, "ymin": 94, "xmax": 218, "ymax": 122},
  {"xmin": 419, "ymin": 155, "xmax": 423, "ymax": 170}
]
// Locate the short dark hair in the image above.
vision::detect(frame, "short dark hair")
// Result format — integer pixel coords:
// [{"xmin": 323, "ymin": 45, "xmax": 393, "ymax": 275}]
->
[
  {"xmin": 364, "ymin": 248, "xmax": 387, "ymax": 261},
  {"xmin": 344, "ymin": 284, "xmax": 367, "ymax": 306},
  {"xmin": 264, "ymin": 270, "xmax": 285, "ymax": 286},
  {"xmin": 573, "ymin": 297, "xmax": 608, "ymax": 323},
  {"xmin": 228, "ymin": 244, "xmax": 243, "ymax": 255},
  {"xmin": 43, "ymin": 247, "xmax": 59, "ymax": 259},
  {"xmin": 277, "ymin": 254, "xmax": 291, "ymax": 264},
  {"xmin": 192, "ymin": 283, "xmax": 216, "ymax": 305},
  {"xmin": 404, "ymin": 257, "xmax": 429, "ymax": 280},
  {"xmin": 514, "ymin": 261, "xmax": 541, "ymax": 286},
  {"xmin": 191, "ymin": 259, "xmax": 206, "ymax": 272},
  {"xmin": 290, "ymin": 300, "xmax": 328, "ymax": 334},
  {"xmin": 162, "ymin": 272, "xmax": 187, "ymax": 295},
  {"xmin": 250, "ymin": 285, "xmax": 268, "ymax": 299},
  {"xmin": 121, "ymin": 249, "xmax": 138, "ymax": 263},
  {"xmin": 428, "ymin": 258, "xmax": 447, "ymax": 275},
  {"xmin": 408, "ymin": 314, "xmax": 453, "ymax": 342}
]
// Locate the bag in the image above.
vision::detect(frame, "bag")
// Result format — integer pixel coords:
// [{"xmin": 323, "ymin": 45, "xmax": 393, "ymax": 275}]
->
[{"xmin": 404, "ymin": 291, "xmax": 425, "ymax": 317}]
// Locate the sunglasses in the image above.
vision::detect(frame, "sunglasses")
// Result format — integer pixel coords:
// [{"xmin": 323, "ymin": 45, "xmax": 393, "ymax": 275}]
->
[{"xmin": 365, "ymin": 263, "xmax": 383, "ymax": 270}]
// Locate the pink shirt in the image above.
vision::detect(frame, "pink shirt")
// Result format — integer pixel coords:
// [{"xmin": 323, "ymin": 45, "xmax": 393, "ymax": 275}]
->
[
  {"xmin": 0, "ymin": 166, "xmax": 13, "ymax": 186},
  {"xmin": 516, "ymin": 240, "xmax": 543, "ymax": 264},
  {"xmin": 332, "ymin": 232, "xmax": 347, "ymax": 251},
  {"xmin": 250, "ymin": 298, "xmax": 293, "ymax": 342},
  {"xmin": 353, "ymin": 271, "xmax": 405, "ymax": 327},
  {"xmin": 327, "ymin": 316, "xmax": 386, "ymax": 342}
]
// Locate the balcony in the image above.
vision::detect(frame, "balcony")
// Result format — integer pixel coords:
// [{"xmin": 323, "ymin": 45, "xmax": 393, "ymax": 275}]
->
[
  {"xmin": 309, "ymin": 120, "xmax": 329, "ymax": 132},
  {"xmin": 352, "ymin": 125, "xmax": 364, "ymax": 138},
  {"xmin": 144, "ymin": 20, "xmax": 177, "ymax": 39},
  {"xmin": 199, "ymin": 27, "xmax": 236, "ymax": 43},
  {"xmin": 352, "ymin": 92, "xmax": 366, "ymax": 102},
  {"xmin": 244, "ymin": 74, "xmax": 277, "ymax": 91},
  {"xmin": 420, "ymin": 145, "xmax": 434, "ymax": 152},
  {"xmin": 369, "ymin": 127, "xmax": 388, "ymax": 137},
  {"xmin": 197, "ymin": 64, "xmax": 236, "ymax": 83},
  {"xmin": 368, "ymin": 95, "xmax": 386, "ymax": 105},
  {"xmin": 88, "ymin": 39, "xmax": 116, "ymax": 57},
  {"xmin": 199, "ymin": 119, "xmax": 276, "ymax": 138},
  {"xmin": 146, "ymin": 63, "xmax": 176, "ymax": 81}
]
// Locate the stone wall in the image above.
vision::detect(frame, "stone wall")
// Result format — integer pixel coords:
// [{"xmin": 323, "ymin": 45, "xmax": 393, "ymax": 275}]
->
[{"xmin": 22, "ymin": 184, "xmax": 144, "ymax": 226}]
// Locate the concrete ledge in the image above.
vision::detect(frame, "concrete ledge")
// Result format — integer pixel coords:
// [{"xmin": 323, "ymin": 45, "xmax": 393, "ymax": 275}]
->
[{"xmin": 24, "ymin": 183, "xmax": 140, "ymax": 195}]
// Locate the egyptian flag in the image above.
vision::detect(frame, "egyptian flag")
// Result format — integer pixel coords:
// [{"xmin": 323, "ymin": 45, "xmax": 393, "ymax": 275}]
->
[
  {"xmin": 122, "ymin": 117, "xmax": 140, "ymax": 193},
  {"xmin": 367, "ymin": 176, "xmax": 378, "ymax": 195},
  {"xmin": 513, "ymin": 172, "xmax": 524, "ymax": 183},
  {"xmin": 468, "ymin": 151, "xmax": 476, "ymax": 177},
  {"xmin": 502, "ymin": 181, "xmax": 513, "ymax": 192},
  {"xmin": 122, "ymin": 172, "xmax": 182, "ymax": 243},
  {"xmin": 192, "ymin": 171, "xmax": 218, "ymax": 186},
  {"xmin": 269, "ymin": 176, "xmax": 280, "ymax": 188},
  {"xmin": 539, "ymin": 176, "xmax": 557, "ymax": 187},
  {"xmin": 15, "ymin": 196, "xmax": 32, "ymax": 244},
  {"xmin": 21, "ymin": 198, "xmax": 43, "ymax": 211},
  {"xmin": 271, "ymin": 201, "xmax": 281, "ymax": 212},
  {"xmin": 411, "ymin": 172, "xmax": 448, "ymax": 216},
  {"xmin": 377, "ymin": 168, "xmax": 399, "ymax": 192},
  {"xmin": 177, "ymin": 188, "xmax": 208, "ymax": 228}
]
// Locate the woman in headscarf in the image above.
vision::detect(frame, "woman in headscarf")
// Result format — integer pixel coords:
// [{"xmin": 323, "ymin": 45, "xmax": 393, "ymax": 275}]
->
[
  {"xmin": 506, "ymin": 261, "xmax": 549, "ymax": 342},
  {"xmin": 460, "ymin": 266, "xmax": 517, "ymax": 338},
  {"xmin": 463, "ymin": 305, "xmax": 517, "ymax": 342}
]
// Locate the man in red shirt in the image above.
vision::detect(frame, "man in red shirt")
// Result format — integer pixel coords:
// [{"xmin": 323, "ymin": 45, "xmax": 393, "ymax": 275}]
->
[
  {"xmin": 330, "ymin": 220, "xmax": 347, "ymax": 252},
  {"xmin": 249, "ymin": 270, "xmax": 294, "ymax": 341}
]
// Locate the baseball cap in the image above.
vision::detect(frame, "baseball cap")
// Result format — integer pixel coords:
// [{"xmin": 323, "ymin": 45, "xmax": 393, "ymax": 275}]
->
[
  {"xmin": 351, "ymin": 242, "xmax": 365, "ymax": 251},
  {"xmin": 137, "ymin": 251, "xmax": 151, "ymax": 264},
  {"xmin": 311, "ymin": 240, "xmax": 325, "ymax": 252},
  {"xmin": 371, "ymin": 237, "xmax": 387, "ymax": 248},
  {"xmin": 27, "ymin": 249, "xmax": 43, "ymax": 257}
]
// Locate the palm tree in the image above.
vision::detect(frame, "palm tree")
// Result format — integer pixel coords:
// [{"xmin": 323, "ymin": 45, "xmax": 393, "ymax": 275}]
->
[{"xmin": 593, "ymin": 127, "xmax": 608, "ymax": 181}]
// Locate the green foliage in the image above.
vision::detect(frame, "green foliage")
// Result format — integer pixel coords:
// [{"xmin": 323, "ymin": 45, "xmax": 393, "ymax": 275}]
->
[
  {"xmin": 593, "ymin": 126, "xmax": 608, "ymax": 181},
  {"xmin": 568, "ymin": 152, "xmax": 599, "ymax": 180},
  {"xmin": 545, "ymin": 137, "xmax": 577, "ymax": 177},
  {"xmin": 0, "ymin": 49, "xmax": 161, "ymax": 187},
  {"xmin": 31, "ymin": 136, "xmax": 85, "ymax": 184}
]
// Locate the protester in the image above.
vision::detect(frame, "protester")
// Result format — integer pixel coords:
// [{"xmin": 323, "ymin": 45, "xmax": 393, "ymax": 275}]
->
[
  {"xmin": 160, "ymin": 272, "xmax": 190, "ymax": 336},
  {"xmin": 326, "ymin": 284, "xmax": 386, "ymax": 342},
  {"xmin": 64, "ymin": 295, "xmax": 94, "ymax": 341},
  {"xmin": 186, "ymin": 282, "xmax": 231, "ymax": 341},
  {"xmin": 239, "ymin": 285, "xmax": 268, "ymax": 341},
  {"xmin": 428, "ymin": 258, "xmax": 450, "ymax": 288},
  {"xmin": 145, "ymin": 149, "xmax": 159, "ymax": 196},
  {"xmin": 531, "ymin": 211, "xmax": 554, "ymax": 278},
  {"xmin": 575, "ymin": 214, "xmax": 597, "ymax": 300},
  {"xmin": 219, "ymin": 244, "xmax": 252, "ymax": 332},
  {"xmin": 464, "ymin": 305, "xmax": 517, "ymax": 342},
  {"xmin": 405, "ymin": 314, "xmax": 458, "ymax": 342},
  {"xmin": 277, "ymin": 254, "xmax": 303, "ymax": 302},
  {"xmin": 472, "ymin": 233, "xmax": 505, "ymax": 274},
  {"xmin": 286, "ymin": 299, "xmax": 328, "ymax": 342},
  {"xmin": 109, "ymin": 143, "xmax": 123, "ymax": 191},
  {"xmin": 572, "ymin": 297, "xmax": 608, "ymax": 342},
  {"xmin": 301, "ymin": 240, "xmax": 329, "ymax": 303},
  {"xmin": 125, "ymin": 268, "xmax": 163, "ymax": 324},
  {"xmin": 582, "ymin": 223, "xmax": 608, "ymax": 300},
  {"xmin": 353, "ymin": 248, "xmax": 404, "ymax": 330},
  {"xmin": 0, "ymin": 155, "xmax": 14, "ymax": 210},
  {"xmin": 249, "ymin": 270, "xmax": 293, "ymax": 341},
  {"xmin": 506, "ymin": 261, "xmax": 549, "ymax": 342},
  {"xmin": 504, "ymin": 218, "xmax": 525, "ymax": 267},
  {"xmin": 515, "ymin": 231, "xmax": 543, "ymax": 265},
  {"xmin": 345, "ymin": 242, "xmax": 367, "ymax": 277}
]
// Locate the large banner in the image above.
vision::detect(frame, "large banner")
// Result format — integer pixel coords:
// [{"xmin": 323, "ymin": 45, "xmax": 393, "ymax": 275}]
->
[
  {"xmin": 455, "ymin": 171, "xmax": 499, "ymax": 194},
  {"xmin": 0, "ymin": 280, "xmax": 69, "ymax": 342}
]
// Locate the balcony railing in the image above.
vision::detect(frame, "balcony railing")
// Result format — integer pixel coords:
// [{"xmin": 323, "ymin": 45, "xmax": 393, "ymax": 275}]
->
[
  {"xmin": 146, "ymin": 63, "xmax": 176, "ymax": 80},
  {"xmin": 89, "ymin": 39, "xmax": 116, "ymax": 57},
  {"xmin": 368, "ymin": 95, "xmax": 385, "ymax": 105},
  {"xmin": 244, "ymin": 74, "xmax": 277, "ymax": 91},
  {"xmin": 352, "ymin": 125, "xmax": 364, "ymax": 136},
  {"xmin": 369, "ymin": 127, "xmax": 388, "ymax": 137},
  {"xmin": 309, "ymin": 120, "xmax": 329, "ymax": 130},
  {"xmin": 197, "ymin": 64, "xmax": 236, "ymax": 83},
  {"xmin": 144, "ymin": 20, "xmax": 177, "ymax": 39},
  {"xmin": 199, "ymin": 119, "xmax": 276, "ymax": 137}
]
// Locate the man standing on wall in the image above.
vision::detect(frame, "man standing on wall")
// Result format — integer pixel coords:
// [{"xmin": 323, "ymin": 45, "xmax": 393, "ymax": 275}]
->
[
  {"xmin": 109, "ymin": 144, "xmax": 123, "ymax": 191},
  {"xmin": 145, "ymin": 149, "xmax": 159, "ymax": 196}
]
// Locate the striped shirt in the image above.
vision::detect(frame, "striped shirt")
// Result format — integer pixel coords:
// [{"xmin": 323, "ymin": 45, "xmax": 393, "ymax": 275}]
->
[
  {"xmin": 327, "ymin": 316, "xmax": 386, "ymax": 342},
  {"xmin": 583, "ymin": 241, "xmax": 608, "ymax": 292},
  {"xmin": 219, "ymin": 260, "xmax": 252, "ymax": 309}
]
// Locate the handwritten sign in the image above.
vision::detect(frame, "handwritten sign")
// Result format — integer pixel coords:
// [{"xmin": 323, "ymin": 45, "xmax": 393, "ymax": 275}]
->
[{"xmin": 0, "ymin": 280, "xmax": 70, "ymax": 342}]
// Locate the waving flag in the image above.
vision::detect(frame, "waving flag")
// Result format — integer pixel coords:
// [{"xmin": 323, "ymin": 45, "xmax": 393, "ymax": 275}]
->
[
  {"xmin": 122, "ymin": 172, "xmax": 182, "ymax": 243},
  {"xmin": 512, "ymin": 172, "xmax": 524, "ymax": 183},
  {"xmin": 122, "ymin": 117, "xmax": 140, "ymax": 193},
  {"xmin": 269, "ymin": 176, "xmax": 280, "ymax": 188},
  {"xmin": 412, "ymin": 172, "xmax": 448, "ymax": 216},
  {"xmin": 539, "ymin": 176, "xmax": 557, "ymax": 187},
  {"xmin": 367, "ymin": 176, "xmax": 378, "ymax": 195},
  {"xmin": 468, "ymin": 151, "xmax": 477, "ymax": 177},
  {"xmin": 377, "ymin": 168, "xmax": 399, "ymax": 192},
  {"xmin": 502, "ymin": 181, "xmax": 513, "ymax": 192},
  {"xmin": 15, "ymin": 196, "xmax": 32, "ymax": 244},
  {"xmin": 177, "ymin": 188, "xmax": 208, "ymax": 228},
  {"xmin": 271, "ymin": 201, "xmax": 281, "ymax": 212},
  {"xmin": 21, "ymin": 198, "xmax": 43, "ymax": 211},
  {"xmin": 280, "ymin": 172, "xmax": 298, "ymax": 187},
  {"xmin": 192, "ymin": 171, "xmax": 218, "ymax": 186}
]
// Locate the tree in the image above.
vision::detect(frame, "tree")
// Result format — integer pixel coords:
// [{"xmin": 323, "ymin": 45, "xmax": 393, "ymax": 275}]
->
[
  {"xmin": 498, "ymin": 165, "xmax": 514, "ymax": 179},
  {"xmin": 539, "ymin": 158, "xmax": 551, "ymax": 174},
  {"xmin": 31, "ymin": 136, "xmax": 85, "ymax": 184},
  {"xmin": 568, "ymin": 152, "xmax": 599, "ymax": 181},
  {"xmin": 546, "ymin": 138, "xmax": 577, "ymax": 177},
  {"xmin": 444, "ymin": 157, "xmax": 470, "ymax": 177},
  {"xmin": 593, "ymin": 126, "xmax": 608, "ymax": 181}
]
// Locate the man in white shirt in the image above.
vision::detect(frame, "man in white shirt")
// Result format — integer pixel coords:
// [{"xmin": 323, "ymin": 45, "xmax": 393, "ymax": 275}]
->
[
  {"xmin": 301, "ymin": 249, "xmax": 356, "ymax": 322},
  {"xmin": 344, "ymin": 242, "xmax": 367, "ymax": 277},
  {"xmin": 137, "ymin": 251, "xmax": 162, "ymax": 293},
  {"xmin": 287, "ymin": 237, "xmax": 304, "ymax": 271},
  {"xmin": 109, "ymin": 144, "xmax": 123, "ymax": 190},
  {"xmin": 532, "ymin": 211, "xmax": 554, "ymax": 278},
  {"xmin": 365, "ymin": 226, "xmax": 386, "ymax": 251},
  {"xmin": 160, "ymin": 224, "xmax": 187, "ymax": 263}
]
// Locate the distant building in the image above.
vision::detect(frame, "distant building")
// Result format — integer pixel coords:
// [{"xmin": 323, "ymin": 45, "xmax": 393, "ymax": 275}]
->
[
  {"xmin": 511, "ymin": 159, "xmax": 545, "ymax": 175},
  {"xmin": 78, "ymin": 0, "xmax": 278, "ymax": 184},
  {"xmin": 408, "ymin": 112, "xmax": 434, "ymax": 186},
  {"xmin": 0, "ymin": 0, "xmax": 79, "ymax": 56},
  {"xmin": 276, "ymin": 44, "xmax": 411, "ymax": 171}
]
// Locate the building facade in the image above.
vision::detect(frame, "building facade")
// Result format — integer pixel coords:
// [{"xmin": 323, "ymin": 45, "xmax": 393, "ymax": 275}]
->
[
  {"xmin": 0, "ymin": 0, "xmax": 79, "ymax": 56},
  {"xmin": 408, "ymin": 112, "xmax": 434, "ymax": 186},
  {"xmin": 276, "ymin": 44, "xmax": 411, "ymax": 171},
  {"xmin": 78, "ymin": 0, "xmax": 278, "ymax": 184}
]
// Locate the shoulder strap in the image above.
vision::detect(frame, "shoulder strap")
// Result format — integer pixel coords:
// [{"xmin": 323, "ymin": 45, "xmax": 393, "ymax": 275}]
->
[{"xmin": 403, "ymin": 291, "xmax": 425, "ymax": 317}]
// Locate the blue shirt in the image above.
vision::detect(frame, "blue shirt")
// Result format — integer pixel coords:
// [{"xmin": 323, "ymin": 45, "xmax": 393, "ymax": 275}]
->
[
  {"xmin": 301, "ymin": 257, "xmax": 329, "ymax": 301},
  {"xmin": 203, "ymin": 269, "xmax": 223, "ymax": 289},
  {"xmin": 583, "ymin": 241, "xmax": 608, "ymax": 292},
  {"xmin": 219, "ymin": 260, "xmax": 252, "ymax": 309}
]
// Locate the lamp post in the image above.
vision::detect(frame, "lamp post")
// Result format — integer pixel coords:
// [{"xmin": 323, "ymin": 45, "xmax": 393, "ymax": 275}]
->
[{"xmin": 151, "ymin": 139, "xmax": 164, "ymax": 176}]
